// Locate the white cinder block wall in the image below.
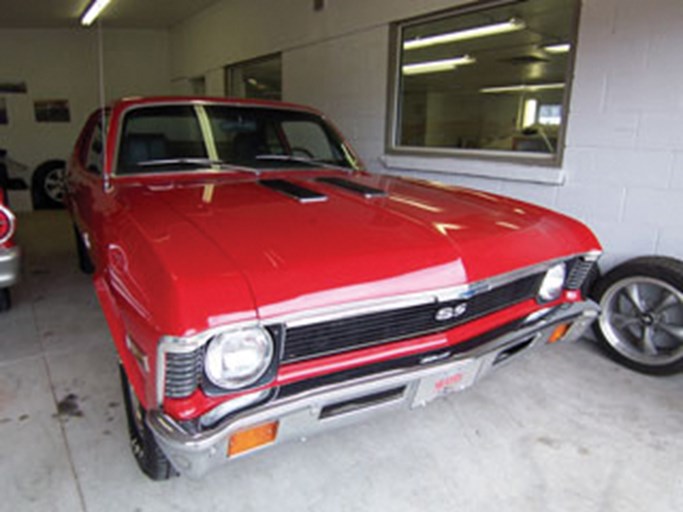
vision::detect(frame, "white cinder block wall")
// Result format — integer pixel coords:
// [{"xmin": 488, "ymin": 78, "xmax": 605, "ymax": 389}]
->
[
  {"xmin": 0, "ymin": 29, "xmax": 171, "ymax": 178},
  {"xmin": 169, "ymin": 0, "xmax": 683, "ymax": 270}
]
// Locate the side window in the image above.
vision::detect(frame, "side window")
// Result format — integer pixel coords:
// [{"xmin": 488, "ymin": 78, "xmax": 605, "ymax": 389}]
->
[{"xmin": 281, "ymin": 121, "xmax": 335, "ymax": 160}]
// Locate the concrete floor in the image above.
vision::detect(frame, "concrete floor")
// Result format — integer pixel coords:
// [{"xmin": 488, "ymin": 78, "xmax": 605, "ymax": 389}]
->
[{"xmin": 1, "ymin": 211, "xmax": 682, "ymax": 512}]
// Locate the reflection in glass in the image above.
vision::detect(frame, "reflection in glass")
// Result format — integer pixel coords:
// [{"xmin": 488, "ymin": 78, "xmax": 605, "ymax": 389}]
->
[
  {"xmin": 396, "ymin": 0, "xmax": 578, "ymax": 157},
  {"xmin": 226, "ymin": 54, "xmax": 282, "ymax": 101}
]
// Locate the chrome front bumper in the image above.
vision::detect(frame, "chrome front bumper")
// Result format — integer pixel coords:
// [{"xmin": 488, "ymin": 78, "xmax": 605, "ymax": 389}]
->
[
  {"xmin": 148, "ymin": 301, "xmax": 599, "ymax": 479},
  {"xmin": 0, "ymin": 246, "xmax": 20, "ymax": 288}
]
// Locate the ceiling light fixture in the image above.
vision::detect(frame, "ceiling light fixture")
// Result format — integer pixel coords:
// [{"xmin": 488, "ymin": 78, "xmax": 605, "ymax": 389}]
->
[
  {"xmin": 480, "ymin": 82, "xmax": 565, "ymax": 94},
  {"xmin": 522, "ymin": 98, "xmax": 538, "ymax": 128},
  {"xmin": 543, "ymin": 43, "xmax": 571, "ymax": 54},
  {"xmin": 403, "ymin": 18, "xmax": 525, "ymax": 51},
  {"xmin": 402, "ymin": 55, "xmax": 475, "ymax": 75},
  {"xmin": 81, "ymin": 0, "xmax": 113, "ymax": 26}
]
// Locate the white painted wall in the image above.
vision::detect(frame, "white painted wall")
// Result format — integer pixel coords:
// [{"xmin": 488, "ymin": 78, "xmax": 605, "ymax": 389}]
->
[
  {"xmin": 169, "ymin": 0, "xmax": 683, "ymax": 269},
  {"xmin": 0, "ymin": 28, "xmax": 170, "ymax": 185}
]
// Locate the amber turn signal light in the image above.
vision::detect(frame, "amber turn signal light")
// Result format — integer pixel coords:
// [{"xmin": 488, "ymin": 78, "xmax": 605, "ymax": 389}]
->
[
  {"xmin": 548, "ymin": 323, "xmax": 570, "ymax": 343},
  {"xmin": 228, "ymin": 421, "xmax": 279, "ymax": 457}
]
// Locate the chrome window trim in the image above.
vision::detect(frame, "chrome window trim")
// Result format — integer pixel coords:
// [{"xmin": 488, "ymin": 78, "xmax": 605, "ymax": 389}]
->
[{"xmin": 110, "ymin": 100, "xmax": 340, "ymax": 179}]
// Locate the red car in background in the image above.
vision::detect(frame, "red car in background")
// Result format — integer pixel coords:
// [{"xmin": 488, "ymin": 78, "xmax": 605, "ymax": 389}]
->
[
  {"xmin": 0, "ymin": 185, "xmax": 19, "ymax": 312},
  {"xmin": 65, "ymin": 97, "xmax": 601, "ymax": 480}
]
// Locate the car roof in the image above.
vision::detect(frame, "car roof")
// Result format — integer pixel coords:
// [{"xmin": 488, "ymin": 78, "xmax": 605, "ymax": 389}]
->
[{"xmin": 110, "ymin": 96, "xmax": 323, "ymax": 116}]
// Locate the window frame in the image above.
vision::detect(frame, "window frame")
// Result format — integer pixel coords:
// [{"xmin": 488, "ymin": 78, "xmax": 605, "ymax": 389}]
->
[
  {"xmin": 385, "ymin": 0, "xmax": 581, "ymax": 170},
  {"xmin": 224, "ymin": 53, "xmax": 283, "ymax": 101}
]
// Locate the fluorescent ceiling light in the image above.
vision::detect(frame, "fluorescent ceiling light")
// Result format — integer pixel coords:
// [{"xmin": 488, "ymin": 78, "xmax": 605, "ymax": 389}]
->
[
  {"xmin": 480, "ymin": 83, "xmax": 565, "ymax": 94},
  {"xmin": 404, "ymin": 18, "xmax": 525, "ymax": 51},
  {"xmin": 402, "ymin": 55, "xmax": 475, "ymax": 75},
  {"xmin": 81, "ymin": 0, "xmax": 113, "ymax": 26},
  {"xmin": 544, "ymin": 43, "xmax": 571, "ymax": 54},
  {"xmin": 522, "ymin": 99, "xmax": 538, "ymax": 128}
]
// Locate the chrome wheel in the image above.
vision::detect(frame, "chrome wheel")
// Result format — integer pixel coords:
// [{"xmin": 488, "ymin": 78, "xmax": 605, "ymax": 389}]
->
[
  {"xmin": 600, "ymin": 277, "xmax": 683, "ymax": 366},
  {"xmin": 32, "ymin": 160, "xmax": 67, "ymax": 209},
  {"xmin": 43, "ymin": 166, "xmax": 65, "ymax": 203}
]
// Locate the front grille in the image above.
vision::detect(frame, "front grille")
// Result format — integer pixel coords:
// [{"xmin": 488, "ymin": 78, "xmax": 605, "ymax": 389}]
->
[
  {"xmin": 566, "ymin": 258, "xmax": 597, "ymax": 290},
  {"xmin": 280, "ymin": 273, "xmax": 543, "ymax": 363},
  {"xmin": 165, "ymin": 349, "xmax": 203, "ymax": 398},
  {"xmin": 277, "ymin": 317, "xmax": 528, "ymax": 399}
]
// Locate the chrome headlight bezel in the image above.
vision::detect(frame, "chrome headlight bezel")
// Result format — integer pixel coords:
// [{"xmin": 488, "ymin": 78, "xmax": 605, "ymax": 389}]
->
[
  {"xmin": 203, "ymin": 326, "xmax": 275, "ymax": 391},
  {"xmin": 538, "ymin": 262, "xmax": 567, "ymax": 303}
]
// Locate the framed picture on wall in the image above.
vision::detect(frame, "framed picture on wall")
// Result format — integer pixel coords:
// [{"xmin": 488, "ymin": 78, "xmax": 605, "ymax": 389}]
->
[
  {"xmin": 0, "ymin": 82, "xmax": 27, "ymax": 94},
  {"xmin": 34, "ymin": 99, "xmax": 70, "ymax": 123}
]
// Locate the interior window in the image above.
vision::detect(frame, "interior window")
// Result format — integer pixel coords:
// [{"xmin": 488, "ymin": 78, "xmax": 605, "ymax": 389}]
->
[
  {"xmin": 390, "ymin": 0, "xmax": 578, "ymax": 163},
  {"xmin": 225, "ymin": 54, "xmax": 282, "ymax": 101}
]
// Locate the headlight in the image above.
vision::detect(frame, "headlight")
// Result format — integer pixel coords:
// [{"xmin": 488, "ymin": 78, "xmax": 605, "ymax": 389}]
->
[
  {"xmin": 538, "ymin": 262, "xmax": 567, "ymax": 302},
  {"xmin": 204, "ymin": 328, "xmax": 274, "ymax": 389}
]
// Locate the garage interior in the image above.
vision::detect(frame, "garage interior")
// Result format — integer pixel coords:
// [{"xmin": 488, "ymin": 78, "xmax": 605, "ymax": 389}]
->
[{"xmin": 1, "ymin": 0, "xmax": 682, "ymax": 511}]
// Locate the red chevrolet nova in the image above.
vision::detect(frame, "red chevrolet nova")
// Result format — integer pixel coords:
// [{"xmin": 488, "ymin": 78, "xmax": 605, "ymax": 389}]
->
[{"xmin": 65, "ymin": 96, "xmax": 601, "ymax": 480}]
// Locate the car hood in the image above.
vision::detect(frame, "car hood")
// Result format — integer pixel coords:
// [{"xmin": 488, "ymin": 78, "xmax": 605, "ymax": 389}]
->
[{"xmin": 115, "ymin": 171, "xmax": 600, "ymax": 320}]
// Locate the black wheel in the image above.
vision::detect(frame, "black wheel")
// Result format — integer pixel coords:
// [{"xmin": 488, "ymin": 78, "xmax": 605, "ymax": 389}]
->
[
  {"xmin": 73, "ymin": 225, "xmax": 94, "ymax": 274},
  {"xmin": 31, "ymin": 160, "xmax": 66, "ymax": 210},
  {"xmin": 591, "ymin": 257, "xmax": 683, "ymax": 375},
  {"xmin": 119, "ymin": 364, "xmax": 176, "ymax": 480},
  {"xmin": 0, "ymin": 288, "xmax": 10, "ymax": 312}
]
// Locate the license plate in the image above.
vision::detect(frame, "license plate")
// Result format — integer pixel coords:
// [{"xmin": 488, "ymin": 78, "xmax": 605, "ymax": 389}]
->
[{"xmin": 411, "ymin": 359, "xmax": 480, "ymax": 408}]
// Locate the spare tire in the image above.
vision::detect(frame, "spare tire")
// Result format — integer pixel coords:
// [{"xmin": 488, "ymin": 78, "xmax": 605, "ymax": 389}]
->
[{"xmin": 591, "ymin": 256, "xmax": 683, "ymax": 375}]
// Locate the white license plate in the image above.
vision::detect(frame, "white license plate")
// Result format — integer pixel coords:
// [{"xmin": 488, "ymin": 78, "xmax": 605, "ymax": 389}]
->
[{"xmin": 411, "ymin": 359, "xmax": 481, "ymax": 408}]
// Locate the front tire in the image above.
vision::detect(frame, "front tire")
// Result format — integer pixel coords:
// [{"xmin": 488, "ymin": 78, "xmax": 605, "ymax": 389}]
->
[
  {"xmin": 119, "ymin": 364, "xmax": 176, "ymax": 480},
  {"xmin": 591, "ymin": 257, "xmax": 683, "ymax": 375}
]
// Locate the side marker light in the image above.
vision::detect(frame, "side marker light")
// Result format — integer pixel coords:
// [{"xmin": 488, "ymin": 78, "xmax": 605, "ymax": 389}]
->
[{"xmin": 228, "ymin": 421, "xmax": 279, "ymax": 457}]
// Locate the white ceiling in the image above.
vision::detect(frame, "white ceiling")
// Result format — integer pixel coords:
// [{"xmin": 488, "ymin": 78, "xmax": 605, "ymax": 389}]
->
[{"xmin": 0, "ymin": 0, "xmax": 220, "ymax": 29}]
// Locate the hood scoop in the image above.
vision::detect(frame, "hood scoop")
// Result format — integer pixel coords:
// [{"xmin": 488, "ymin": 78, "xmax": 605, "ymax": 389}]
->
[
  {"xmin": 316, "ymin": 177, "xmax": 386, "ymax": 198},
  {"xmin": 259, "ymin": 179, "xmax": 328, "ymax": 203}
]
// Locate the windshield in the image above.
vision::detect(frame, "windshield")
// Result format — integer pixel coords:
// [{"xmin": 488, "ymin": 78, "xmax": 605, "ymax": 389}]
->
[{"xmin": 116, "ymin": 104, "xmax": 357, "ymax": 174}]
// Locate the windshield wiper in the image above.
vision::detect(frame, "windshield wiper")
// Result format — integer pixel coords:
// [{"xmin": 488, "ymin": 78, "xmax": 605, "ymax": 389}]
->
[
  {"xmin": 255, "ymin": 154, "xmax": 352, "ymax": 173},
  {"xmin": 136, "ymin": 158, "xmax": 261, "ymax": 176}
]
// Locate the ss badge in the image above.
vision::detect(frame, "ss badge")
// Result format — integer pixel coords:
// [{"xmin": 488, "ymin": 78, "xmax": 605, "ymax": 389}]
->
[{"xmin": 435, "ymin": 303, "xmax": 468, "ymax": 321}]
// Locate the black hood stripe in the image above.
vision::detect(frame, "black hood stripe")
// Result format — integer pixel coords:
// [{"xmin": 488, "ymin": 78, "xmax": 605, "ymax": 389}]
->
[
  {"xmin": 259, "ymin": 179, "xmax": 328, "ymax": 203},
  {"xmin": 316, "ymin": 177, "xmax": 386, "ymax": 198}
]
